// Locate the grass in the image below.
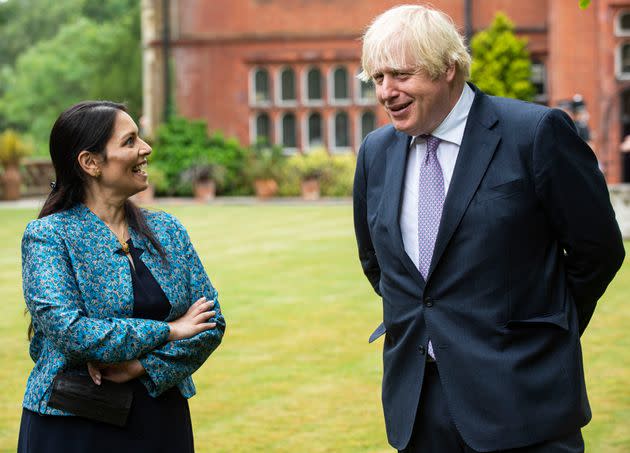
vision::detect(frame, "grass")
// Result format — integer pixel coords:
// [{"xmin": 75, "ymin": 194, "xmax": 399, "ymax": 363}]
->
[{"xmin": 0, "ymin": 203, "xmax": 628, "ymax": 452}]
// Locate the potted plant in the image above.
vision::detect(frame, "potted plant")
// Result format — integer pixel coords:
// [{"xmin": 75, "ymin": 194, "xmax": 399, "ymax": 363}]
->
[
  {"xmin": 245, "ymin": 143, "xmax": 285, "ymax": 199},
  {"xmin": 190, "ymin": 163, "xmax": 226, "ymax": 202},
  {"xmin": 0, "ymin": 130, "xmax": 32, "ymax": 201},
  {"xmin": 287, "ymin": 148, "xmax": 331, "ymax": 201}
]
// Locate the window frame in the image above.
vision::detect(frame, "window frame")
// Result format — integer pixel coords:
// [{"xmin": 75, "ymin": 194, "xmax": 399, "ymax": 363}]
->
[
  {"xmin": 250, "ymin": 67, "xmax": 272, "ymax": 107},
  {"xmin": 616, "ymin": 42, "xmax": 630, "ymax": 80},
  {"xmin": 302, "ymin": 111, "xmax": 324, "ymax": 152},
  {"xmin": 277, "ymin": 111, "xmax": 299, "ymax": 154},
  {"xmin": 329, "ymin": 110, "xmax": 352, "ymax": 153},
  {"xmin": 328, "ymin": 65, "xmax": 351, "ymax": 106},
  {"xmin": 356, "ymin": 110, "xmax": 377, "ymax": 146},
  {"xmin": 354, "ymin": 68, "xmax": 377, "ymax": 105},
  {"xmin": 303, "ymin": 66, "xmax": 325, "ymax": 107},
  {"xmin": 276, "ymin": 66, "xmax": 298, "ymax": 107},
  {"xmin": 250, "ymin": 112, "xmax": 273, "ymax": 145},
  {"xmin": 616, "ymin": 10, "xmax": 630, "ymax": 36}
]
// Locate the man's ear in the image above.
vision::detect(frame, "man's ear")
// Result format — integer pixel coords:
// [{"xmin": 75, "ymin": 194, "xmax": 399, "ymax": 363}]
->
[
  {"xmin": 445, "ymin": 62, "xmax": 456, "ymax": 83},
  {"xmin": 77, "ymin": 151, "xmax": 102, "ymax": 178}
]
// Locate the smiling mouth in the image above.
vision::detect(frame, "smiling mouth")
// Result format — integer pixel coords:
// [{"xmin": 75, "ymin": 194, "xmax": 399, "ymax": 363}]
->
[
  {"xmin": 132, "ymin": 161, "xmax": 148, "ymax": 176},
  {"xmin": 388, "ymin": 101, "xmax": 412, "ymax": 113}
]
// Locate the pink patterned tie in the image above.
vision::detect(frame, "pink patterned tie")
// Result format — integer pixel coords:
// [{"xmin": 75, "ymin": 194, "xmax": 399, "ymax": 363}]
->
[
  {"xmin": 417, "ymin": 135, "xmax": 444, "ymax": 280},
  {"xmin": 418, "ymin": 134, "xmax": 444, "ymax": 361}
]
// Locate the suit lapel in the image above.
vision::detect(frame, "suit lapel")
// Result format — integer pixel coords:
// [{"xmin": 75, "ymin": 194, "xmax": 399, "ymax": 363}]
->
[
  {"xmin": 381, "ymin": 131, "xmax": 426, "ymax": 287},
  {"xmin": 428, "ymin": 89, "xmax": 500, "ymax": 279}
]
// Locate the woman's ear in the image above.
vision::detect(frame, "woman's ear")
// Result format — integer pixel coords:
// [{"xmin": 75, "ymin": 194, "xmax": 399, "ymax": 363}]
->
[{"xmin": 77, "ymin": 151, "xmax": 102, "ymax": 178}]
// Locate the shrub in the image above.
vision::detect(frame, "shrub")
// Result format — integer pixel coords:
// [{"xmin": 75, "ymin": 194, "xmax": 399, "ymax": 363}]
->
[
  {"xmin": 321, "ymin": 153, "xmax": 356, "ymax": 197},
  {"xmin": 0, "ymin": 129, "xmax": 32, "ymax": 167},
  {"xmin": 470, "ymin": 12, "xmax": 535, "ymax": 101},
  {"xmin": 150, "ymin": 117, "xmax": 248, "ymax": 196},
  {"xmin": 243, "ymin": 141, "xmax": 286, "ymax": 182},
  {"xmin": 278, "ymin": 149, "xmax": 356, "ymax": 197}
]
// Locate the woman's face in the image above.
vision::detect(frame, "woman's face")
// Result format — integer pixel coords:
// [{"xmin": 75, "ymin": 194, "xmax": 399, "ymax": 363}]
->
[{"xmin": 96, "ymin": 111, "xmax": 152, "ymax": 198}]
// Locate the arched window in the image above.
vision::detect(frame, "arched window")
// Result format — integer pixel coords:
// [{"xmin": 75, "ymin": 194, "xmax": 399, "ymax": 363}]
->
[
  {"xmin": 254, "ymin": 113, "xmax": 272, "ymax": 144},
  {"xmin": 281, "ymin": 113, "xmax": 297, "ymax": 149},
  {"xmin": 306, "ymin": 68, "xmax": 323, "ymax": 102},
  {"xmin": 334, "ymin": 111, "xmax": 350, "ymax": 148},
  {"xmin": 253, "ymin": 68, "xmax": 270, "ymax": 104},
  {"xmin": 280, "ymin": 67, "xmax": 296, "ymax": 103},
  {"xmin": 618, "ymin": 43, "xmax": 630, "ymax": 79},
  {"xmin": 617, "ymin": 11, "xmax": 630, "ymax": 36},
  {"xmin": 307, "ymin": 112, "xmax": 323, "ymax": 147},
  {"xmin": 357, "ymin": 68, "xmax": 376, "ymax": 103},
  {"xmin": 531, "ymin": 60, "xmax": 547, "ymax": 104},
  {"xmin": 360, "ymin": 111, "xmax": 376, "ymax": 141},
  {"xmin": 332, "ymin": 66, "xmax": 350, "ymax": 102},
  {"xmin": 359, "ymin": 79, "xmax": 376, "ymax": 102}
]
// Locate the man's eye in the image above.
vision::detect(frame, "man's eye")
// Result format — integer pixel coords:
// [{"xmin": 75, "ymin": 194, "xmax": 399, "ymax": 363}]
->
[{"xmin": 373, "ymin": 74, "xmax": 384, "ymax": 84}]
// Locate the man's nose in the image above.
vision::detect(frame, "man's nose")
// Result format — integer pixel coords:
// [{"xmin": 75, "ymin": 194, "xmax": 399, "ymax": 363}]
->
[{"xmin": 379, "ymin": 75, "xmax": 398, "ymax": 100}]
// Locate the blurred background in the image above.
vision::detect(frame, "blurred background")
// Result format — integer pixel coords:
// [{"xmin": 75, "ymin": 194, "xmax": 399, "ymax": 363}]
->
[{"xmin": 0, "ymin": 1, "xmax": 629, "ymax": 452}]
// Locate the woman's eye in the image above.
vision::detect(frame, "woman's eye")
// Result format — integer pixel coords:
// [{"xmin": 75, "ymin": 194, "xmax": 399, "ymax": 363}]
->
[{"xmin": 125, "ymin": 136, "xmax": 135, "ymax": 146}]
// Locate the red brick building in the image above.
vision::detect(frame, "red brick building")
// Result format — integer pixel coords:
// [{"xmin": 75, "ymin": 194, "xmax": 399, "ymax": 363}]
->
[{"xmin": 142, "ymin": 0, "xmax": 630, "ymax": 182}]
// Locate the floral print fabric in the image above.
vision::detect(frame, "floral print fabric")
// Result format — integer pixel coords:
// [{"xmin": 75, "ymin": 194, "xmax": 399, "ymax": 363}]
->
[{"xmin": 22, "ymin": 203, "xmax": 225, "ymax": 415}]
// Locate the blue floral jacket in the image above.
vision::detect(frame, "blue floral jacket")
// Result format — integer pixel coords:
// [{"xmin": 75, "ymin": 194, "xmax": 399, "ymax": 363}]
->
[{"xmin": 21, "ymin": 203, "xmax": 225, "ymax": 415}]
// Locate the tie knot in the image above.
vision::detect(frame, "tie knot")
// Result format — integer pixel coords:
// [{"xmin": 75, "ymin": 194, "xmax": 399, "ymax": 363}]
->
[{"xmin": 419, "ymin": 134, "xmax": 441, "ymax": 154}]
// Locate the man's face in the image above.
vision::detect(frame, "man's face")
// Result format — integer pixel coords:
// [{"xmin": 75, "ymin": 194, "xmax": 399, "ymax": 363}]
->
[{"xmin": 373, "ymin": 65, "xmax": 455, "ymax": 136}]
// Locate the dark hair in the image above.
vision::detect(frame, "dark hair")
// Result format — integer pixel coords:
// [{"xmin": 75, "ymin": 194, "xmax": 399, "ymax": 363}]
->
[{"xmin": 28, "ymin": 101, "xmax": 165, "ymax": 339}]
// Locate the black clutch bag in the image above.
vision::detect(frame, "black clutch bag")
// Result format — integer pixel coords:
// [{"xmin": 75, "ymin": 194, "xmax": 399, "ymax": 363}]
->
[{"xmin": 48, "ymin": 372, "xmax": 133, "ymax": 427}]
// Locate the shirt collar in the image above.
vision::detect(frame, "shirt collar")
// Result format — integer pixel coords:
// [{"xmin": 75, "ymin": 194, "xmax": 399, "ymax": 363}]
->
[{"xmin": 411, "ymin": 83, "xmax": 475, "ymax": 147}]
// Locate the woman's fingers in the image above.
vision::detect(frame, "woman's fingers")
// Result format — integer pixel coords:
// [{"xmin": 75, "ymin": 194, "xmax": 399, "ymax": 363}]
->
[
  {"xmin": 195, "ymin": 322, "xmax": 217, "ymax": 334},
  {"xmin": 87, "ymin": 362, "xmax": 102, "ymax": 386},
  {"xmin": 194, "ymin": 310, "xmax": 216, "ymax": 322}
]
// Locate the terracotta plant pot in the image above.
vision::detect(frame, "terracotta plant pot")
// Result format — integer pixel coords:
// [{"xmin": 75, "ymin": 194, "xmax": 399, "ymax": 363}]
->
[
  {"xmin": 194, "ymin": 179, "xmax": 216, "ymax": 202},
  {"xmin": 254, "ymin": 178, "xmax": 278, "ymax": 199},
  {"xmin": 300, "ymin": 178, "xmax": 320, "ymax": 201},
  {"xmin": 1, "ymin": 163, "xmax": 22, "ymax": 201}
]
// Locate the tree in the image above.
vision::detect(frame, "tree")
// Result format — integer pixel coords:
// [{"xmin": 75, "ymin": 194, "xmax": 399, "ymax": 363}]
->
[
  {"xmin": 470, "ymin": 13, "xmax": 535, "ymax": 101},
  {"xmin": 0, "ymin": 0, "xmax": 83, "ymax": 68},
  {"xmin": 0, "ymin": 8, "xmax": 141, "ymax": 150},
  {"xmin": 0, "ymin": 0, "xmax": 141, "ymax": 148}
]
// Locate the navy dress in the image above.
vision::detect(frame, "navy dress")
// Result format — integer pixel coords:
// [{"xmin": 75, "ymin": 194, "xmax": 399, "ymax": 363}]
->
[{"xmin": 18, "ymin": 239, "xmax": 195, "ymax": 453}]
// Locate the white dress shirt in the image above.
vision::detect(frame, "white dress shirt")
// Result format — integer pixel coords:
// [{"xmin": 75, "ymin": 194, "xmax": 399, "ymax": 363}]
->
[{"xmin": 400, "ymin": 83, "xmax": 475, "ymax": 270}]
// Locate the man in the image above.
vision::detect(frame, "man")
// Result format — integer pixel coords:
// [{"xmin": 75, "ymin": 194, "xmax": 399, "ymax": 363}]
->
[{"xmin": 353, "ymin": 5, "xmax": 624, "ymax": 453}]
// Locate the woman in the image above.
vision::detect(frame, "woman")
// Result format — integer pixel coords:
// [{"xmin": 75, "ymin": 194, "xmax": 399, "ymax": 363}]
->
[{"xmin": 18, "ymin": 101, "xmax": 226, "ymax": 452}]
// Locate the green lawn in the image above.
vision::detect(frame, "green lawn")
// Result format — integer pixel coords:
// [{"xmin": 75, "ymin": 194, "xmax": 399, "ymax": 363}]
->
[{"xmin": 0, "ymin": 203, "xmax": 628, "ymax": 452}]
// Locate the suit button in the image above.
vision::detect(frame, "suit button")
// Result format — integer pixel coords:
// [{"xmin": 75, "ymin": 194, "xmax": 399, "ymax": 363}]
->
[
  {"xmin": 418, "ymin": 345, "xmax": 426, "ymax": 355},
  {"xmin": 424, "ymin": 297, "xmax": 433, "ymax": 307}
]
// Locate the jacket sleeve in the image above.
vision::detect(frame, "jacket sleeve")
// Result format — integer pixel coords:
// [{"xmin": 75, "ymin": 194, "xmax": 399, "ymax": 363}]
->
[
  {"xmin": 533, "ymin": 109, "xmax": 625, "ymax": 334},
  {"xmin": 139, "ymin": 215, "xmax": 226, "ymax": 397},
  {"xmin": 354, "ymin": 136, "xmax": 382, "ymax": 297},
  {"xmin": 22, "ymin": 221, "xmax": 170, "ymax": 363}
]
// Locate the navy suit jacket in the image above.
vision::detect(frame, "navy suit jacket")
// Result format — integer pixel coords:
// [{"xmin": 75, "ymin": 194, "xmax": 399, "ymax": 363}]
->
[{"xmin": 353, "ymin": 84, "xmax": 624, "ymax": 451}]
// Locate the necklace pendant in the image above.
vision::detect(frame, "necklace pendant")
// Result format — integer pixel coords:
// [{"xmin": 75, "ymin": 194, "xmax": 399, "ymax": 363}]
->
[{"xmin": 121, "ymin": 242, "xmax": 130, "ymax": 254}]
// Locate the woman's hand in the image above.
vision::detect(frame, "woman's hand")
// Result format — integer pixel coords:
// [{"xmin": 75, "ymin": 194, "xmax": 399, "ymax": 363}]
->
[
  {"xmin": 167, "ymin": 296, "xmax": 216, "ymax": 341},
  {"xmin": 87, "ymin": 360, "xmax": 145, "ymax": 385}
]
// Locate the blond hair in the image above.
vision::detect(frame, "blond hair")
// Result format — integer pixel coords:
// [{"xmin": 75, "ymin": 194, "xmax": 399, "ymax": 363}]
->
[{"xmin": 359, "ymin": 4, "xmax": 471, "ymax": 84}]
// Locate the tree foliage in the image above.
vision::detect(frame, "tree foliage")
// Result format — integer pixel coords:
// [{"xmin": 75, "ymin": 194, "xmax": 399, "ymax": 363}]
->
[
  {"xmin": 0, "ymin": 0, "xmax": 141, "ymax": 151},
  {"xmin": 470, "ymin": 13, "xmax": 535, "ymax": 101}
]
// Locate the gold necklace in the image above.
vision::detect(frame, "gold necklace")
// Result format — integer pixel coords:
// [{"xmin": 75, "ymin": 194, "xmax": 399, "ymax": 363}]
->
[{"xmin": 104, "ymin": 221, "xmax": 130, "ymax": 254}]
